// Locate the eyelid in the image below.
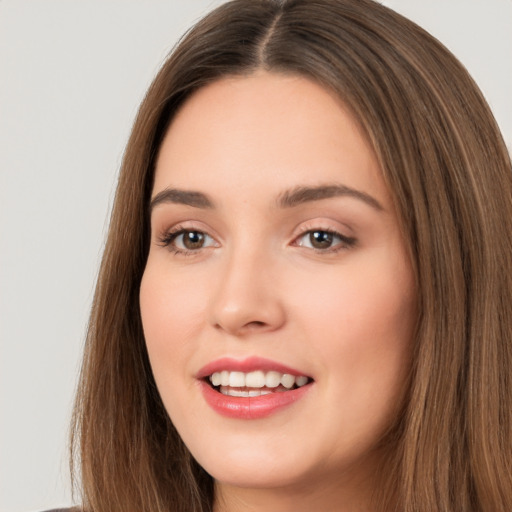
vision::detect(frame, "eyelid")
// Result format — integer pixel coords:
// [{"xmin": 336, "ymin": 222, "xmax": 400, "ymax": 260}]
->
[
  {"xmin": 173, "ymin": 230, "xmax": 217, "ymax": 250},
  {"xmin": 155, "ymin": 219, "xmax": 356, "ymax": 256},
  {"xmin": 157, "ymin": 222, "xmax": 221, "ymax": 254},
  {"xmin": 291, "ymin": 221, "xmax": 357, "ymax": 252}
]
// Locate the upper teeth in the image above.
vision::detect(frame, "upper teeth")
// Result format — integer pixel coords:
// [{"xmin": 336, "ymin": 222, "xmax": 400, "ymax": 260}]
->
[{"xmin": 209, "ymin": 370, "xmax": 309, "ymax": 389}]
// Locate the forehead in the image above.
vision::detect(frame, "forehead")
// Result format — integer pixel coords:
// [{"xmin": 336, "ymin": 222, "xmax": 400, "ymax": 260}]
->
[{"xmin": 153, "ymin": 71, "xmax": 388, "ymax": 207}]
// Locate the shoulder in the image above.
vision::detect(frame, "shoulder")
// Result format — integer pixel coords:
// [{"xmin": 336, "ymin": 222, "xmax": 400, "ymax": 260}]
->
[{"xmin": 42, "ymin": 508, "xmax": 77, "ymax": 512}]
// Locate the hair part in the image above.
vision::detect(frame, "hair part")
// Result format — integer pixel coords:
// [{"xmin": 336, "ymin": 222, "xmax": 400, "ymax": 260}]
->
[{"xmin": 71, "ymin": 1, "xmax": 512, "ymax": 510}]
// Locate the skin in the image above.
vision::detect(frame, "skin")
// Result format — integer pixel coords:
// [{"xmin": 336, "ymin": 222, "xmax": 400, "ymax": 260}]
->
[{"xmin": 140, "ymin": 72, "xmax": 417, "ymax": 512}]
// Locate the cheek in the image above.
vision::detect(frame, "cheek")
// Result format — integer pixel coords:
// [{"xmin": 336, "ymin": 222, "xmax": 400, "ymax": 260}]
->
[
  {"xmin": 139, "ymin": 264, "xmax": 208, "ymax": 392},
  {"xmin": 140, "ymin": 265, "xmax": 205, "ymax": 345},
  {"xmin": 139, "ymin": 264, "xmax": 215, "ymax": 439},
  {"xmin": 288, "ymin": 251, "xmax": 415, "ymax": 409},
  {"xmin": 290, "ymin": 253, "xmax": 415, "ymax": 345}
]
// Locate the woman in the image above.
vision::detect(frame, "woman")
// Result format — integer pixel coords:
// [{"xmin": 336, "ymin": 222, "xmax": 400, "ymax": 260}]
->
[{"xmin": 69, "ymin": 0, "xmax": 512, "ymax": 511}]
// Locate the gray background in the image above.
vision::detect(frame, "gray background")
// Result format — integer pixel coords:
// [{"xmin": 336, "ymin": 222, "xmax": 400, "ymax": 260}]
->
[{"xmin": 1, "ymin": 1, "xmax": 510, "ymax": 511}]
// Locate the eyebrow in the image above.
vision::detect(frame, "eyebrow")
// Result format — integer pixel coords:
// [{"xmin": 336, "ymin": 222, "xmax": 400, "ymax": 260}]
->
[
  {"xmin": 150, "ymin": 188, "xmax": 214, "ymax": 211},
  {"xmin": 149, "ymin": 183, "xmax": 384, "ymax": 213},
  {"xmin": 276, "ymin": 184, "xmax": 384, "ymax": 211}
]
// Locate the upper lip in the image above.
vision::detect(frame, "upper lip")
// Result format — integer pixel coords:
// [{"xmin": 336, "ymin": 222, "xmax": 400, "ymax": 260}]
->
[{"xmin": 196, "ymin": 356, "xmax": 311, "ymax": 379}]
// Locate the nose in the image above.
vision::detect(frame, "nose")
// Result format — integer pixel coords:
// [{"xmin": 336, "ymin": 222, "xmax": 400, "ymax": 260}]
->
[{"xmin": 209, "ymin": 249, "xmax": 286, "ymax": 337}]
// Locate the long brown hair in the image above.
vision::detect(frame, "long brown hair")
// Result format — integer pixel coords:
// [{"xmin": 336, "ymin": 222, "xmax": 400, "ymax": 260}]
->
[{"xmin": 71, "ymin": 1, "xmax": 512, "ymax": 510}]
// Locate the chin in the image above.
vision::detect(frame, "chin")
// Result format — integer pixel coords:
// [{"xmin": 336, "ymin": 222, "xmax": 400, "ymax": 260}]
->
[
  {"xmin": 203, "ymin": 458, "xmax": 312, "ymax": 490},
  {"xmin": 187, "ymin": 433, "xmax": 366, "ymax": 493},
  {"xmin": 184, "ymin": 433, "xmax": 311, "ymax": 488}
]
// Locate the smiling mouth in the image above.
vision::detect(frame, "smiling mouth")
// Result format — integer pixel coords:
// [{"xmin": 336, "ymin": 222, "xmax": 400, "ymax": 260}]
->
[{"xmin": 206, "ymin": 370, "xmax": 313, "ymax": 397}]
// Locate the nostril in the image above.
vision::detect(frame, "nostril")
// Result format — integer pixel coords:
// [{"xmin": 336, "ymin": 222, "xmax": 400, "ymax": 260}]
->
[
  {"xmin": 247, "ymin": 321, "xmax": 267, "ymax": 329},
  {"xmin": 213, "ymin": 320, "xmax": 267, "ymax": 334}
]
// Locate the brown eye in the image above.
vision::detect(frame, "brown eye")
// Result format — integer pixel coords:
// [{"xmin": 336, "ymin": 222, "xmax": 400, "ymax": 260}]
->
[
  {"xmin": 181, "ymin": 230, "xmax": 205, "ymax": 249},
  {"xmin": 309, "ymin": 231, "xmax": 333, "ymax": 249},
  {"xmin": 164, "ymin": 229, "xmax": 217, "ymax": 252},
  {"xmin": 296, "ymin": 229, "xmax": 357, "ymax": 252}
]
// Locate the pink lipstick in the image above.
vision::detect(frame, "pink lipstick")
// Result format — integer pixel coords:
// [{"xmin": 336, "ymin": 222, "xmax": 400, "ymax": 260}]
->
[{"xmin": 197, "ymin": 356, "xmax": 313, "ymax": 419}]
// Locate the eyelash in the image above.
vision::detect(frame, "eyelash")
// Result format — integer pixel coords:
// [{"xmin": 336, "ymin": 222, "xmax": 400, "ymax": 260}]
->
[
  {"xmin": 157, "ymin": 225, "xmax": 357, "ymax": 256},
  {"xmin": 157, "ymin": 224, "xmax": 216, "ymax": 256},
  {"xmin": 294, "ymin": 227, "xmax": 357, "ymax": 253}
]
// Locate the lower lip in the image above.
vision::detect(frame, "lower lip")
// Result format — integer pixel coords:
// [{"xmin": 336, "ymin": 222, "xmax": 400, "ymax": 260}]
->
[{"xmin": 200, "ymin": 381, "xmax": 312, "ymax": 419}]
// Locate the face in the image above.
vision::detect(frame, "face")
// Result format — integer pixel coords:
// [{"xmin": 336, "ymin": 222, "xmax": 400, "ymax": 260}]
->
[{"xmin": 140, "ymin": 72, "xmax": 416, "ymax": 501}]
